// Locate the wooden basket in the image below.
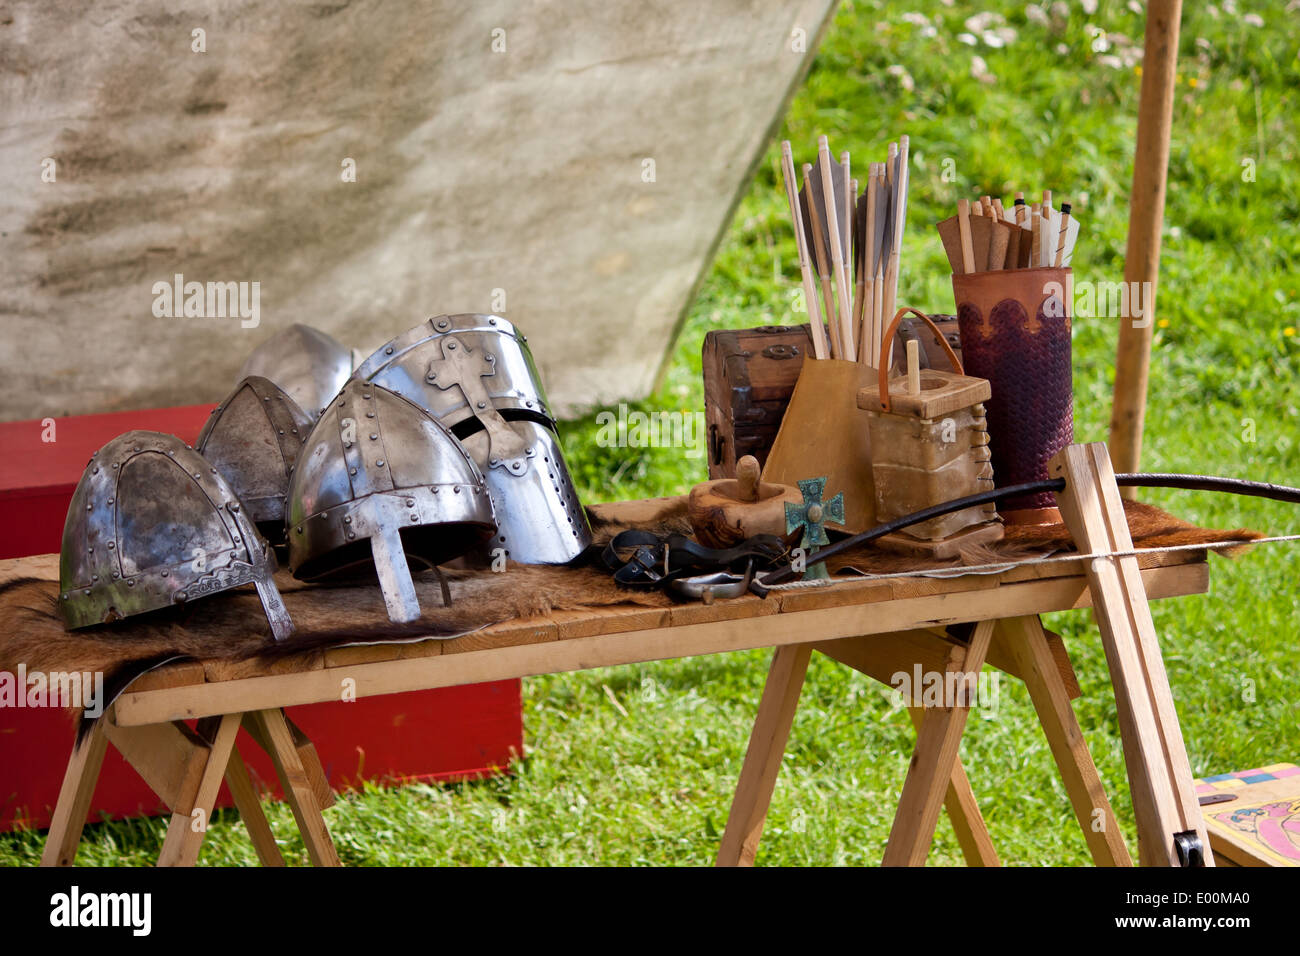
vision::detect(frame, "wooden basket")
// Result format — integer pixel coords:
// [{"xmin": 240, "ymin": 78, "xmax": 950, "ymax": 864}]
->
[{"xmin": 857, "ymin": 308, "xmax": 1002, "ymax": 557}]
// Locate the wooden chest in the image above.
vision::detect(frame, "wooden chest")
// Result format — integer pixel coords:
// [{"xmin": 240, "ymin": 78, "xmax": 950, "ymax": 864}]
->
[
  {"xmin": 702, "ymin": 316, "xmax": 962, "ymax": 479},
  {"xmin": 703, "ymin": 324, "xmax": 813, "ymax": 478}
]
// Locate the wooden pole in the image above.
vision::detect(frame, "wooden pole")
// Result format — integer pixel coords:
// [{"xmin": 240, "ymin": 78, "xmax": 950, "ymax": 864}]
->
[{"xmin": 1110, "ymin": 0, "xmax": 1183, "ymax": 495}]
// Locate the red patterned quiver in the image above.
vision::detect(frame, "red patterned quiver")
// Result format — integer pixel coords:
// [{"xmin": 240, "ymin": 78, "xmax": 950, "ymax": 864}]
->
[{"xmin": 952, "ymin": 268, "xmax": 1074, "ymax": 523}]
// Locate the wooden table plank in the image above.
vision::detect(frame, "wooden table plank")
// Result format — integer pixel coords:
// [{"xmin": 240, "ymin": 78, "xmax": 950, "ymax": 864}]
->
[
  {"xmin": 442, "ymin": 615, "xmax": 558, "ymax": 655},
  {"xmin": 112, "ymin": 561, "xmax": 1208, "ymax": 727},
  {"xmin": 324, "ymin": 640, "xmax": 444, "ymax": 669},
  {"xmin": 550, "ymin": 606, "xmax": 671, "ymax": 640},
  {"xmin": 128, "ymin": 660, "xmax": 208, "ymax": 693}
]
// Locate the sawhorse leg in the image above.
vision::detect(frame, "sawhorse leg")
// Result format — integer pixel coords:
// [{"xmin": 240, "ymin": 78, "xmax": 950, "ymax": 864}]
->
[
  {"xmin": 818, "ymin": 627, "xmax": 1000, "ymax": 865},
  {"xmin": 996, "ymin": 615, "xmax": 1132, "ymax": 866},
  {"xmin": 243, "ymin": 709, "xmax": 341, "ymax": 867},
  {"xmin": 719, "ymin": 618, "xmax": 1129, "ymax": 866},
  {"xmin": 716, "ymin": 644, "xmax": 811, "ymax": 866},
  {"xmin": 42, "ymin": 711, "xmax": 246, "ymax": 868},
  {"xmin": 883, "ymin": 619, "xmax": 996, "ymax": 866},
  {"xmin": 906, "ymin": 707, "xmax": 999, "ymax": 866},
  {"xmin": 223, "ymin": 742, "xmax": 286, "ymax": 867},
  {"xmin": 717, "ymin": 631, "xmax": 999, "ymax": 867},
  {"xmin": 156, "ymin": 713, "xmax": 242, "ymax": 866},
  {"xmin": 42, "ymin": 707, "xmax": 336, "ymax": 867},
  {"xmin": 40, "ymin": 718, "xmax": 109, "ymax": 867}
]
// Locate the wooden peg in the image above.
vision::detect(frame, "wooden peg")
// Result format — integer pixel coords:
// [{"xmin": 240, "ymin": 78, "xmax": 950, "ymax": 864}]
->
[{"xmin": 957, "ymin": 199, "xmax": 976, "ymax": 274}]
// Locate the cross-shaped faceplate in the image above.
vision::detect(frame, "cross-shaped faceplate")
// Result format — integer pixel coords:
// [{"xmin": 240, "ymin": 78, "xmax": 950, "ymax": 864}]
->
[{"xmin": 425, "ymin": 336, "xmax": 530, "ymax": 474}]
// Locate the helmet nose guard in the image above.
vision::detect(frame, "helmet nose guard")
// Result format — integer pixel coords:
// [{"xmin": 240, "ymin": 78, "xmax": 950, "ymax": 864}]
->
[
  {"xmin": 286, "ymin": 382, "xmax": 496, "ymax": 624},
  {"xmin": 58, "ymin": 430, "xmax": 293, "ymax": 641},
  {"xmin": 195, "ymin": 376, "xmax": 313, "ymax": 548}
]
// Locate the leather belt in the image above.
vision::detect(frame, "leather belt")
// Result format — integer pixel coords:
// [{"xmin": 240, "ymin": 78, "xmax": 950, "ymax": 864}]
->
[{"xmin": 601, "ymin": 530, "xmax": 790, "ymax": 590}]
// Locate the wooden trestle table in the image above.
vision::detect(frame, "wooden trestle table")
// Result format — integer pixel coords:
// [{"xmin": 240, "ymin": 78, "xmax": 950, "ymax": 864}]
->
[{"xmin": 40, "ymin": 443, "xmax": 1212, "ymax": 867}]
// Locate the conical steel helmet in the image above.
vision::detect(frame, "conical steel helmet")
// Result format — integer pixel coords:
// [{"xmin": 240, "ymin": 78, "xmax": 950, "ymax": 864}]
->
[
  {"xmin": 238, "ymin": 323, "xmax": 352, "ymax": 421},
  {"xmin": 349, "ymin": 314, "xmax": 591, "ymax": 565},
  {"xmin": 59, "ymin": 430, "xmax": 293, "ymax": 640},
  {"xmin": 286, "ymin": 382, "xmax": 496, "ymax": 623},
  {"xmin": 195, "ymin": 376, "xmax": 312, "ymax": 547}
]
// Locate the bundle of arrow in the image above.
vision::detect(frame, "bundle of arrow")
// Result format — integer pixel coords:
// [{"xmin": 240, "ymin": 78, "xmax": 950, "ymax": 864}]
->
[
  {"xmin": 936, "ymin": 190, "xmax": 1082, "ymax": 275},
  {"xmin": 779, "ymin": 134, "xmax": 910, "ymax": 369}
]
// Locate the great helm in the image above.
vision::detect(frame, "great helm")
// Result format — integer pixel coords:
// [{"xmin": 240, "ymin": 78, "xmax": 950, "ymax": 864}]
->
[
  {"xmin": 238, "ymin": 323, "xmax": 352, "ymax": 421},
  {"xmin": 349, "ymin": 314, "xmax": 591, "ymax": 565},
  {"xmin": 59, "ymin": 430, "xmax": 293, "ymax": 640},
  {"xmin": 286, "ymin": 381, "xmax": 497, "ymax": 623},
  {"xmin": 195, "ymin": 376, "xmax": 313, "ymax": 550}
]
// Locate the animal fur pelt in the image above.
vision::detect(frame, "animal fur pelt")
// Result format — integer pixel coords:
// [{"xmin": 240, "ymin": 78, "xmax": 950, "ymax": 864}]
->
[{"xmin": 0, "ymin": 500, "xmax": 1263, "ymax": 690}]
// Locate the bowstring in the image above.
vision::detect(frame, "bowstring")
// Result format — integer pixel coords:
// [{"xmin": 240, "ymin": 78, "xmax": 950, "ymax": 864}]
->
[{"xmin": 760, "ymin": 533, "xmax": 1300, "ymax": 589}]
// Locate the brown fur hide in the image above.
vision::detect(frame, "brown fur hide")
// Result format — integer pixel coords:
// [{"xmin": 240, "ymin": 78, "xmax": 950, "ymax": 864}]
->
[{"xmin": 0, "ymin": 500, "xmax": 1263, "ymax": 683}]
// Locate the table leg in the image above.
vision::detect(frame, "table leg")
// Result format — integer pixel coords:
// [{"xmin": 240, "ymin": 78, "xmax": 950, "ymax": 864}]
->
[
  {"xmin": 815, "ymin": 629, "xmax": 1001, "ymax": 866},
  {"xmin": 157, "ymin": 712, "xmax": 242, "ymax": 867},
  {"xmin": 716, "ymin": 644, "xmax": 812, "ymax": 867},
  {"xmin": 241, "ymin": 710, "xmax": 336, "ymax": 810},
  {"xmin": 223, "ymin": 744, "xmax": 286, "ymax": 866},
  {"xmin": 244, "ymin": 709, "xmax": 341, "ymax": 867},
  {"xmin": 883, "ymin": 619, "xmax": 995, "ymax": 866},
  {"xmin": 996, "ymin": 615, "xmax": 1133, "ymax": 866},
  {"xmin": 905, "ymin": 707, "xmax": 999, "ymax": 866},
  {"xmin": 40, "ymin": 718, "xmax": 109, "ymax": 867}
]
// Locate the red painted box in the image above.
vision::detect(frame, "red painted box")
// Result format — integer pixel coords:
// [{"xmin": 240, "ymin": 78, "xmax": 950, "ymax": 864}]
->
[{"xmin": 0, "ymin": 406, "xmax": 522, "ymax": 831}]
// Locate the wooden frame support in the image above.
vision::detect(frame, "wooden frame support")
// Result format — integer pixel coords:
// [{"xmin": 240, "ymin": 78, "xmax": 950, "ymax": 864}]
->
[
  {"xmin": 720, "ymin": 619, "xmax": 1132, "ymax": 867},
  {"xmin": 994, "ymin": 615, "xmax": 1132, "ymax": 866},
  {"xmin": 1052, "ymin": 442, "xmax": 1210, "ymax": 865},
  {"xmin": 816, "ymin": 628, "xmax": 1007, "ymax": 865},
  {"xmin": 223, "ymin": 742, "xmax": 286, "ymax": 866},
  {"xmin": 243, "ymin": 709, "xmax": 341, "ymax": 867},
  {"xmin": 156, "ymin": 713, "xmax": 242, "ymax": 867},
  {"xmin": 883, "ymin": 619, "xmax": 995, "ymax": 866},
  {"xmin": 40, "ymin": 718, "xmax": 109, "ymax": 867},
  {"xmin": 41, "ymin": 707, "xmax": 337, "ymax": 867},
  {"xmin": 905, "ymin": 706, "xmax": 999, "ymax": 866},
  {"xmin": 241, "ymin": 711, "xmax": 336, "ymax": 812},
  {"xmin": 716, "ymin": 644, "xmax": 812, "ymax": 866}
]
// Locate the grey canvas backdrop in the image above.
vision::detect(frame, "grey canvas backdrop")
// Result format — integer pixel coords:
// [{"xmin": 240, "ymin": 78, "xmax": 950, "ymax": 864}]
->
[{"xmin": 0, "ymin": 0, "xmax": 834, "ymax": 421}]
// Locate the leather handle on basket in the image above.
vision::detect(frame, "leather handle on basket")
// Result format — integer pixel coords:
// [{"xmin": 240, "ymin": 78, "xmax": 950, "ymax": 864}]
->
[{"xmin": 875, "ymin": 307, "xmax": 964, "ymax": 413}]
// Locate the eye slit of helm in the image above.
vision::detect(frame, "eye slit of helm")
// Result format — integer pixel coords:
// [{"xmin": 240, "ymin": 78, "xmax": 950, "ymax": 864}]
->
[
  {"xmin": 292, "ymin": 521, "xmax": 496, "ymax": 583},
  {"xmin": 449, "ymin": 408, "xmax": 554, "ymax": 442}
]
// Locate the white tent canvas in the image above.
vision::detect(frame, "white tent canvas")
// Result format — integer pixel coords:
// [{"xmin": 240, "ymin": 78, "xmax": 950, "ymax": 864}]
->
[{"xmin": 0, "ymin": 0, "xmax": 835, "ymax": 421}]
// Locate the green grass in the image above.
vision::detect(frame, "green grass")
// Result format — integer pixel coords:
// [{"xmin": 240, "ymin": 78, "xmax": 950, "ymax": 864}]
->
[{"xmin": 4, "ymin": 0, "xmax": 1299, "ymax": 866}]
